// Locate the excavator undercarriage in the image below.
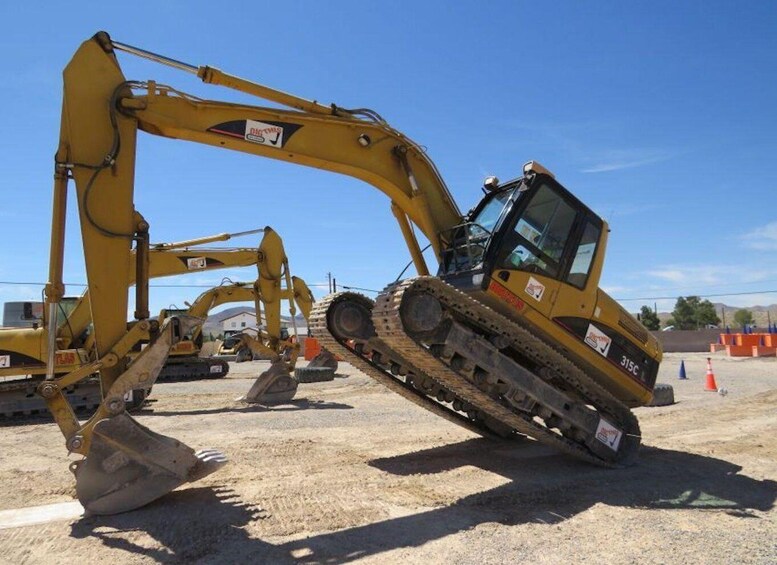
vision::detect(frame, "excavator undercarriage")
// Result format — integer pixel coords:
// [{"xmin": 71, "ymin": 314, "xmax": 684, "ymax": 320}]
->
[{"xmin": 311, "ymin": 277, "xmax": 640, "ymax": 467}]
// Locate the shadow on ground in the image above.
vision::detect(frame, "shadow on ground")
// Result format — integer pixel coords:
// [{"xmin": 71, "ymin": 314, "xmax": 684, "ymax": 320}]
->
[
  {"xmin": 144, "ymin": 398, "xmax": 354, "ymax": 417},
  {"xmin": 0, "ymin": 398, "xmax": 352, "ymax": 426},
  {"xmin": 70, "ymin": 487, "xmax": 286, "ymax": 563},
  {"xmin": 70, "ymin": 438, "xmax": 777, "ymax": 564}
]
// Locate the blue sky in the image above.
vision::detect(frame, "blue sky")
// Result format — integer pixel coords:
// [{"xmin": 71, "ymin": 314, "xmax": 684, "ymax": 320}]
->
[{"xmin": 0, "ymin": 1, "xmax": 775, "ymax": 319}]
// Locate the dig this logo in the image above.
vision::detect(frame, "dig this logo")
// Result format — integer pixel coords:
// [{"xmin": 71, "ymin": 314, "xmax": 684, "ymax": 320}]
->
[{"xmin": 584, "ymin": 323, "xmax": 612, "ymax": 357}]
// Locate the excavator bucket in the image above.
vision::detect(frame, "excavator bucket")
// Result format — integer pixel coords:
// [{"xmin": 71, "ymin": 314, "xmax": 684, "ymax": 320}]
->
[
  {"xmin": 73, "ymin": 414, "xmax": 227, "ymax": 514},
  {"xmin": 240, "ymin": 360, "xmax": 298, "ymax": 405},
  {"xmin": 72, "ymin": 316, "xmax": 227, "ymax": 515},
  {"xmin": 308, "ymin": 348, "xmax": 339, "ymax": 371}
]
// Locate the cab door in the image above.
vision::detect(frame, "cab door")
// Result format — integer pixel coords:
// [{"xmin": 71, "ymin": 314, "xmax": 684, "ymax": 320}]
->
[
  {"xmin": 550, "ymin": 217, "xmax": 602, "ymax": 321},
  {"xmin": 492, "ymin": 182, "xmax": 579, "ymax": 320}
]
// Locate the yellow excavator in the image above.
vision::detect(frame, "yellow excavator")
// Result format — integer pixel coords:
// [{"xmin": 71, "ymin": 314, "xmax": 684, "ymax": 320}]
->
[
  {"xmin": 0, "ymin": 226, "xmax": 306, "ymax": 417},
  {"xmin": 149, "ymin": 228, "xmax": 314, "ymax": 391},
  {"xmin": 155, "ymin": 276, "xmax": 314, "ymax": 403},
  {"xmin": 33, "ymin": 32, "xmax": 661, "ymax": 514}
]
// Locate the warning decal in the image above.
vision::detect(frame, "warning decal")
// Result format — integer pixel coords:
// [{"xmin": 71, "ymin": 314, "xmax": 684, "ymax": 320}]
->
[
  {"xmin": 176, "ymin": 257, "xmax": 225, "ymax": 270},
  {"xmin": 595, "ymin": 417, "xmax": 622, "ymax": 451},
  {"xmin": 0, "ymin": 355, "xmax": 9, "ymax": 368},
  {"xmin": 524, "ymin": 276, "xmax": 545, "ymax": 301},
  {"xmin": 187, "ymin": 257, "xmax": 207, "ymax": 270},
  {"xmin": 584, "ymin": 323, "xmax": 612, "ymax": 357}
]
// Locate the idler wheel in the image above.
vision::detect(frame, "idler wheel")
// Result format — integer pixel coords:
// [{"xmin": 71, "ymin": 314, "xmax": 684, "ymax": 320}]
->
[{"xmin": 328, "ymin": 298, "xmax": 375, "ymax": 341}]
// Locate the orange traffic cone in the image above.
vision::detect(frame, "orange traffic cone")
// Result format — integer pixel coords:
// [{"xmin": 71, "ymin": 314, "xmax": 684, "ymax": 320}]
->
[{"xmin": 705, "ymin": 357, "xmax": 718, "ymax": 392}]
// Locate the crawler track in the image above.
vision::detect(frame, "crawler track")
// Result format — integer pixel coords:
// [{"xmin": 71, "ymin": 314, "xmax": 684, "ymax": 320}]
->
[
  {"xmin": 313, "ymin": 277, "xmax": 641, "ymax": 467},
  {"xmin": 310, "ymin": 293, "xmax": 511, "ymax": 439},
  {"xmin": 157, "ymin": 358, "xmax": 230, "ymax": 381},
  {"xmin": 0, "ymin": 376, "xmax": 102, "ymax": 420}
]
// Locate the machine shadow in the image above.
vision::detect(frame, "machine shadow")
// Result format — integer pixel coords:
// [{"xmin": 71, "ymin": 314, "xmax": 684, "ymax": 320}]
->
[
  {"xmin": 0, "ymin": 413, "xmax": 55, "ymax": 427},
  {"xmin": 143, "ymin": 399, "xmax": 354, "ymax": 417},
  {"xmin": 0, "ymin": 401, "xmax": 353, "ymax": 426},
  {"xmin": 371, "ymin": 437, "xmax": 777, "ymax": 512},
  {"xmin": 277, "ymin": 438, "xmax": 776, "ymax": 564},
  {"xmin": 69, "ymin": 438, "xmax": 776, "ymax": 565},
  {"xmin": 70, "ymin": 485, "xmax": 296, "ymax": 564}
]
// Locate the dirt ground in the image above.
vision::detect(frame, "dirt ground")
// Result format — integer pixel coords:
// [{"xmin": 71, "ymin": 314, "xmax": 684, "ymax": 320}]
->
[{"xmin": 0, "ymin": 351, "xmax": 775, "ymax": 564}]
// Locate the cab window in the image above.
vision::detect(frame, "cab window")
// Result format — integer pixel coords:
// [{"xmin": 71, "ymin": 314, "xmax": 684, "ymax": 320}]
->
[
  {"xmin": 566, "ymin": 220, "xmax": 600, "ymax": 288},
  {"xmin": 500, "ymin": 184, "xmax": 577, "ymax": 279}
]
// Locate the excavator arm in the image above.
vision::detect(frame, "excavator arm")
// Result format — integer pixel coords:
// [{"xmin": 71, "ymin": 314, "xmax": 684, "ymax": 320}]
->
[
  {"xmin": 59, "ymin": 242, "xmax": 262, "ymax": 350},
  {"xmin": 51, "ymin": 31, "xmax": 464, "ymax": 390},
  {"xmin": 125, "ymin": 89, "xmax": 462, "ymax": 262},
  {"xmin": 40, "ymin": 32, "xmax": 466, "ymax": 515}
]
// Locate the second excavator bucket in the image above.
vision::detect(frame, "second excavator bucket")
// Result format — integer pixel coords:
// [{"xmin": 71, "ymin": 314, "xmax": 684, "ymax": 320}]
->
[
  {"xmin": 240, "ymin": 360, "xmax": 298, "ymax": 405},
  {"xmin": 308, "ymin": 348, "xmax": 339, "ymax": 372},
  {"xmin": 73, "ymin": 414, "xmax": 227, "ymax": 514}
]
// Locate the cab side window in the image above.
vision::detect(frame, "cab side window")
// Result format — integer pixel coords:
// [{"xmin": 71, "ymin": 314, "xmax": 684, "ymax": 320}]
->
[
  {"xmin": 500, "ymin": 184, "xmax": 577, "ymax": 279},
  {"xmin": 566, "ymin": 220, "xmax": 600, "ymax": 288}
]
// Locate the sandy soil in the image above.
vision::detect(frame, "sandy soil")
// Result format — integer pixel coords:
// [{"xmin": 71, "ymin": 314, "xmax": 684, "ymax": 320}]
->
[{"xmin": 0, "ymin": 352, "xmax": 775, "ymax": 564}]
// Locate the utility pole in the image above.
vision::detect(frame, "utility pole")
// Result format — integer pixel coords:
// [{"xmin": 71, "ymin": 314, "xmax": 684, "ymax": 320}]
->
[
  {"xmin": 333, "ymin": 277, "xmax": 337, "ymax": 292},
  {"xmin": 327, "ymin": 272, "xmax": 332, "ymax": 294}
]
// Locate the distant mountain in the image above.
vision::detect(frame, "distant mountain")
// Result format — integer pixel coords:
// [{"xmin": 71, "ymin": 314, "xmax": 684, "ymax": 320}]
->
[
  {"xmin": 712, "ymin": 303, "xmax": 777, "ymax": 328},
  {"xmin": 639, "ymin": 302, "xmax": 777, "ymax": 329},
  {"xmin": 207, "ymin": 306, "xmax": 255, "ymax": 324}
]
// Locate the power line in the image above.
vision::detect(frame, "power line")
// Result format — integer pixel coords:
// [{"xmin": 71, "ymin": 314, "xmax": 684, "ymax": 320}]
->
[
  {"xmin": 342, "ymin": 285, "xmax": 381, "ymax": 294},
  {"xmin": 1, "ymin": 280, "xmax": 774, "ymax": 301}
]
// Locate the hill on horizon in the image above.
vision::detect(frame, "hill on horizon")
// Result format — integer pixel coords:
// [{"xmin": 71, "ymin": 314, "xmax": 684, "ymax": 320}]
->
[{"xmin": 647, "ymin": 302, "xmax": 777, "ymax": 329}]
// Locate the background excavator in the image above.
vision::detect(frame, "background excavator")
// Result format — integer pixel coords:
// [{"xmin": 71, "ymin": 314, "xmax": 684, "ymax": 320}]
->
[
  {"xmin": 0, "ymin": 226, "xmax": 308, "ymax": 417},
  {"xmin": 32, "ymin": 32, "xmax": 661, "ymax": 515},
  {"xmin": 148, "ymin": 228, "xmax": 314, "ymax": 388},
  {"xmin": 156, "ymin": 275, "xmax": 314, "ymax": 403}
]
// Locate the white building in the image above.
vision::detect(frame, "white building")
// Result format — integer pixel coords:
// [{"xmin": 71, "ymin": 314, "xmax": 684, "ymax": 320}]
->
[{"xmin": 221, "ymin": 311, "xmax": 256, "ymax": 332}]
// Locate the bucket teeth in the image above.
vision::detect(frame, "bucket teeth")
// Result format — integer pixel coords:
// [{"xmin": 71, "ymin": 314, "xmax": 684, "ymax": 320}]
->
[{"xmin": 189, "ymin": 449, "xmax": 229, "ymax": 482}]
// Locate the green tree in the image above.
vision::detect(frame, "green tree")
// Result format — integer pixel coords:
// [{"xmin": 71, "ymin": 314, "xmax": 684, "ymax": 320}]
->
[
  {"xmin": 671, "ymin": 297, "xmax": 696, "ymax": 329},
  {"xmin": 671, "ymin": 296, "xmax": 721, "ymax": 330},
  {"xmin": 639, "ymin": 306, "xmax": 660, "ymax": 330},
  {"xmin": 733, "ymin": 309, "xmax": 754, "ymax": 327}
]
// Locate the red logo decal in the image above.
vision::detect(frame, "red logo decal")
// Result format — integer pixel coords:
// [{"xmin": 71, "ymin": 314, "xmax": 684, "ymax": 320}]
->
[
  {"xmin": 55, "ymin": 351, "xmax": 77, "ymax": 365},
  {"xmin": 488, "ymin": 280, "xmax": 525, "ymax": 312}
]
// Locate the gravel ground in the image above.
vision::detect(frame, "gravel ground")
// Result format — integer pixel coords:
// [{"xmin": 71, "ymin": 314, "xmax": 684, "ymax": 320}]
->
[{"xmin": 0, "ymin": 351, "xmax": 774, "ymax": 564}]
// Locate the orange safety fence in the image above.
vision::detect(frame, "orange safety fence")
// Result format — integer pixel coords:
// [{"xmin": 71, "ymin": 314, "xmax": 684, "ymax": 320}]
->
[{"xmin": 713, "ymin": 333, "xmax": 777, "ymax": 357}]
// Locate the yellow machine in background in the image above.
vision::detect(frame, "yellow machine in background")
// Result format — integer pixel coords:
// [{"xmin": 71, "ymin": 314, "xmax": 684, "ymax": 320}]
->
[
  {"xmin": 155, "ymin": 270, "xmax": 315, "ymax": 403},
  {"xmin": 30, "ymin": 32, "xmax": 660, "ymax": 515},
  {"xmin": 0, "ymin": 226, "xmax": 305, "ymax": 417}
]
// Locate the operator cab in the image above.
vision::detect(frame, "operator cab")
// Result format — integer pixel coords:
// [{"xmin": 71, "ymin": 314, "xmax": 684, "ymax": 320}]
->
[{"xmin": 440, "ymin": 161, "xmax": 604, "ymax": 295}]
